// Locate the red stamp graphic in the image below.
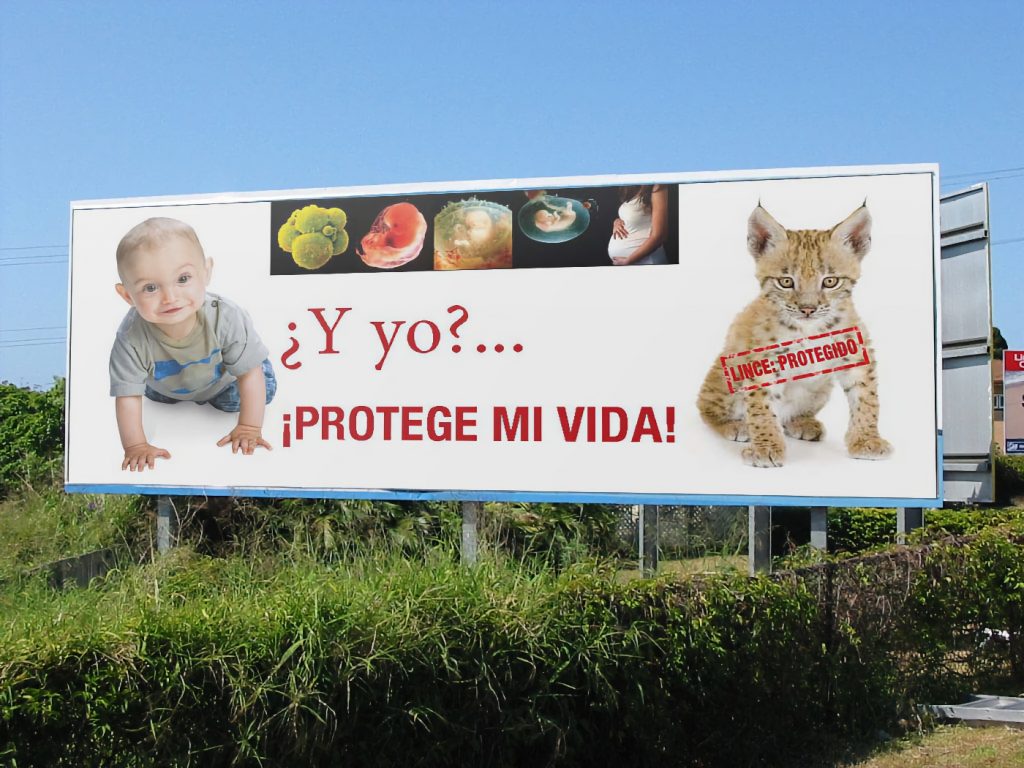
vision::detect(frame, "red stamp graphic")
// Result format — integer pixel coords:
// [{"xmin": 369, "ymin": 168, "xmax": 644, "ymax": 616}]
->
[{"xmin": 720, "ymin": 326, "xmax": 870, "ymax": 394}]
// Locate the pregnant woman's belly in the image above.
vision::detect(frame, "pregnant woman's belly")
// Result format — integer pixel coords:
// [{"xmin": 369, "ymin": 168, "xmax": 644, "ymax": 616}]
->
[{"xmin": 608, "ymin": 231, "xmax": 648, "ymax": 261}]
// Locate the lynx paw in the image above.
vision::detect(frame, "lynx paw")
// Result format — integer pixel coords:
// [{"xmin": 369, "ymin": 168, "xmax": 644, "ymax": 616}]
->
[
  {"xmin": 847, "ymin": 435, "xmax": 892, "ymax": 460},
  {"xmin": 719, "ymin": 421, "xmax": 749, "ymax": 442},
  {"xmin": 742, "ymin": 442, "xmax": 786, "ymax": 468},
  {"xmin": 784, "ymin": 417, "xmax": 824, "ymax": 441}
]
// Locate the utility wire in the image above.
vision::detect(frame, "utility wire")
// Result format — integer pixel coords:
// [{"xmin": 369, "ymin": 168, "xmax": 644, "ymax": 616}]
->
[
  {"xmin": 942, "ymin": 165, "xmax": 1024, "ymax": 180},
  {"xmin": 0, "ymin": 256, "xmax": 66, "ymax": 264},
  {"xmin": 0, "ymin": 259, "xmax": 68, "ymax": 268},
  {"xmin": 0, "ymin": 259, "xmax": 67, "ymax": 265},
  {"xmin": 941, "ymin": 171, "xmax": 1024, "ymax": 188},
  {"xmin": 0, "ymin": 336, "xmax": 67, "ymax": 345},
  {"xmin": 0, "ymin": 244, "xmax": 67, "ymax": 251},
  {"xmin": 0, "ymin": 325, "xmax": 66, "ymax": 333},
  {"xmin": 0, "ymin": 339, "xmax": 65, "ymax": 349}
]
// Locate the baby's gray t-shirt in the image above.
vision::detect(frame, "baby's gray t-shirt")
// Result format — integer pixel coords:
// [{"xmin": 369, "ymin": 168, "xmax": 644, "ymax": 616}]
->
[{"xmin": 109, "ymin": 294, "xmax": 268, "ymax": 402}]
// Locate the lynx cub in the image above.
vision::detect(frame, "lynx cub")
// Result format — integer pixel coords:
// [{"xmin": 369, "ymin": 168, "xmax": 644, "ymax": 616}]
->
[{"xmin": 697, "ymin": 203, "xmax": 891, "ymax": 468}]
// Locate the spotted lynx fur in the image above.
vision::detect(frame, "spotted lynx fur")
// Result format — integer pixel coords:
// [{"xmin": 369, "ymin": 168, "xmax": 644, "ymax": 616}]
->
[{"xmin": 697, "ymin": 203, "xmax": 891, "ymax": 467}]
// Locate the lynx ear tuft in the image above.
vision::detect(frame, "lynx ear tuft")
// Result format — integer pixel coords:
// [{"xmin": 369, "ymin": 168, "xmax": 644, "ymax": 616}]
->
[
  {"xmin": 831, "ymin": 204, "xmax": 872, "ymax": 259},
  {"xmin": 747, "ymin": 205, "xmax": 787, "ymax": 259}
]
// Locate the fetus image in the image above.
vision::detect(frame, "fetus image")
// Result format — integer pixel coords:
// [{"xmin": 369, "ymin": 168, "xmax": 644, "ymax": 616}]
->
[
  {"xmin": 534, "ymin": 200, "xmax": 577, "ymax": 233},
  {"xmin": 518, "ymin": 192, "xmax": 597, "ymax": 244},
  {"xmin": 357, "ymin": 202, "xmax": 428, "ymax": 269},
  {"xmin": 434, "ymin": 198, "xmax": 513, "ymax": 270}
]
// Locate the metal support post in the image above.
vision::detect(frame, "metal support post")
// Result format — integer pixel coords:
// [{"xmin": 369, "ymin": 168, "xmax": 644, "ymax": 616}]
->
[
  {"xmin": 156, "ymin": 496, "xmax": 177, "ymax": 554},
  {"xmin": 748, "ymin": 505, "xmax": 772, "ymax": 576},
  {"xmin": 634, "ymin": 505, "xmax": 643, "ymax": 569},
  {"xmin": 810, "ymin": 506, "xmax": 828, "ymax": 551},
  {"xmin": 897, "ymin": 507, "xmax": 924, "ymax": 545},
  {"xmin": 640, "ymin": 504, "xmax": 659, "ymax": 576},
  {"xmin": 461, "ymin": 500, "xmax": 481, "ymax": 565}
]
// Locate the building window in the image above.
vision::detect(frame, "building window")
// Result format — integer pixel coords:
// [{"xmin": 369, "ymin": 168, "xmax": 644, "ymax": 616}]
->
[{"xmin": 995, "ymin": 394, "xmax": 1005, "ymax": 411}]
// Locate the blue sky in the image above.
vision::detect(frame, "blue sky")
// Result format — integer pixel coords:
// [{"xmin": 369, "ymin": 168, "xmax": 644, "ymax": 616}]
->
[{"xmin": 2, "ymin": 0, "xmax": 1022, "ymax": 388}]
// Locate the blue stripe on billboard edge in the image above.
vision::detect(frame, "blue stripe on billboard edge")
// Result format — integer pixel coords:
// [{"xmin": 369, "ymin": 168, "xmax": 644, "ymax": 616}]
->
[
  {"xmin": 64, "ymin": 485, "xmax": 943, "ymax": 508},
  {"xmin": 65, "ymin": 430, "xmax": 944, "ymax": 508},
  {"xmin": 66, "ymin": 433, "xmax": 945, "ymax": 508}
]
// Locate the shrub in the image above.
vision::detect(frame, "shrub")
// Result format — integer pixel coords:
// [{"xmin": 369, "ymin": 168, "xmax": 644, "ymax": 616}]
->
[
  {"xmin": 996, "ymin": 453, "xmax": 1024, "ymax": 505},
  {"xmin": 826, "ymin": 506, "xmax": 1024, "ymax": 555},
  {"xmin": 0, "ymin": 486, "xmax": 147, "ymax": 581},
  {"xmin": 903, "ymin": 524, "xmax": 1024, "ymax": 692},
  {"xmin": 0, "ymin": 559, "xmax": 819, "ymax": 766},
  {"xmin": 167, "ymin": 495, "xmax": 463, "ymax": 560},
  {"xmin": 827, "ymin": 507, "xmax": 896, "ymax": 553},
  {"xmin": 485, "ymin": 503, "xmax": 623, "ymax": 568},
  {"xmin": 0, "ymin": 379, "xmax": 65, "ymax": 497},
  {"xmin": 6, "ymin": 527, "xmax": 1024, "ymax": 768},
  {"xmin": 922, "ymin": 506, "xmax": 1024, "ymax": 537}
]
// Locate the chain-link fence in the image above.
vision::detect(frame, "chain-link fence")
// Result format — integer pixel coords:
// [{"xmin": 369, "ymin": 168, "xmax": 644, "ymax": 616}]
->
[{"xmin": 615, "ymin": 505, "xmax": 748, "ymax": 561}]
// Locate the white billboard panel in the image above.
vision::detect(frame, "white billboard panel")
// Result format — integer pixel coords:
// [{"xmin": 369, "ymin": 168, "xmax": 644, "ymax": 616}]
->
[{"xmin": 66, "ymin": 165, "xmax": 942, "ymax": 506}]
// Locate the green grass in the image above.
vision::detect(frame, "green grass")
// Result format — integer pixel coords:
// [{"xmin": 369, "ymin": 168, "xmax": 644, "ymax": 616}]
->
[
  {"xmin": 4, "ymin": 480, "xmax": 1024, "ymax": 766},
  {"xmin": 0, "ymin": 483, "xmax": 144, "ymax": 581},
  {"xmin": 0, "ymin": 548, "xmax": 649, "ymax": 766},
  {"xmin": 845, "ymin": 725, "xmax": 1024, "ymax": 767}
]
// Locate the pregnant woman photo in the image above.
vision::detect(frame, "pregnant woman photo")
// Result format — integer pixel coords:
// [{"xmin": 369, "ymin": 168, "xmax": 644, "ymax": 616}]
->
[{"xmin": 608, "ymin": 184, "xmax": 668, "ymax": 265}]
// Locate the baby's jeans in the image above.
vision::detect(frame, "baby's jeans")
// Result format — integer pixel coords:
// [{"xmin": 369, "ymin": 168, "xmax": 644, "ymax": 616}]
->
[{"xmin": 145, "ymin": 359, "xmax": 277, "ymax": 414}]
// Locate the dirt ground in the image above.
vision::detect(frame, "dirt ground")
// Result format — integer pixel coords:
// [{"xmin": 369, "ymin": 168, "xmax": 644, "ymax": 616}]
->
[{"xmin": 845, "ymin": 725, "xmax": 1024, "ymax": 767}]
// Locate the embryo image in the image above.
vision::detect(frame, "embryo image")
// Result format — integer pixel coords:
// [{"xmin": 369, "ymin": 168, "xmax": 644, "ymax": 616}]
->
[
  {"xmin": 518, "ymin": 193, "xmax": 597, "ymax": 244},
  {"xmin": 357, "ymin": 202, "xmax": 428, "ymax": 269},
  {"xmin": 434, "ymin": 198, "xmax": 513, "ymax": 270}
]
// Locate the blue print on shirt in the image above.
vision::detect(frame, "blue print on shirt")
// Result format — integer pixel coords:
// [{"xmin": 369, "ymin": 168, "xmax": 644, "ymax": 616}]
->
[
  {"xmin": 153, "ymin": 349, "xmax": 221, "ymax": 381},
  {"xmin": 170, "ymin": 364, "xmax": 225, "ymax": 395}
]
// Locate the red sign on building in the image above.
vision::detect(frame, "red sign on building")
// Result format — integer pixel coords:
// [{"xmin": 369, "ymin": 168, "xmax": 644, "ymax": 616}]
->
[{"xmin": 1004, "ymin": 351, "xmax": 1024, "ymax": 454}]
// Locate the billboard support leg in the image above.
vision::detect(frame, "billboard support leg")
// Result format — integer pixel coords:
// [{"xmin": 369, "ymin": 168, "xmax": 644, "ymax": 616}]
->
[
  {"xmin": 640, "ymin": 505, "xmax": 659, "ymax": 576},
  {"xmin": 897, "ymin": 507, "xmax": 924, "ymax": 545},
  {"xmin": 810, "ymin": 506, "xmax": 828, "ymax": 551},
  {"xmin": 748, "ymin": 506, "xmax": 772, "ymax": 576},
  {"xmin": 156, "ymin": 496, "xmax": 176, "ymax": 554},
  {"xmin": 461, "ymin": 500, "xmax": 480, "ymax": 566}
]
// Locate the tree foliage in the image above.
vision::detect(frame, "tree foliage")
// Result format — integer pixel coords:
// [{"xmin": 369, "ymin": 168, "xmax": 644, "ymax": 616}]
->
[
  {"xmin": 0, "ymin": 378, "xmax": 65, "ymax": 496},
  {"xmin": 993, "ymin": 325, "xmax": 1009, "ymax": 356}
]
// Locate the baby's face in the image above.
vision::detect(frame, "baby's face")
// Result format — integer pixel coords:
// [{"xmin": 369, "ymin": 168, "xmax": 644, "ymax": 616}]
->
[
  {"xmin": 116, "ymin": 237, "xmax": 211, "ymax": 338},
  {"xmin": 534, "ymin": 210, "xmax": 555, "ymax": 226}
]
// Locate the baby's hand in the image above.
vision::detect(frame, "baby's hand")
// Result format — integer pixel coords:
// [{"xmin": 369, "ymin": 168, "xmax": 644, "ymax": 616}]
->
[
  {"xmin": 217, "ymin": 423, "xmax": 272, "ymax": 455},
  {"xmin": 122, "ymin": 442, "xmax": 171, "ymax": 472}
]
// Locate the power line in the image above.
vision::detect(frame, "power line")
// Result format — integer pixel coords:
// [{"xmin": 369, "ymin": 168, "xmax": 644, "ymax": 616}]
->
[
  {"xmin": 0, "ymin": 259, "xmax": 68, "ymax": 268},
  {"xmin": 0, "ymin": 256, "xmax": 66, "ymax": 264},
  {"xmin": 0, "ymin": 325, "xmax": 66, "ymax": 333},
  {"xmin": 942, "ymin": 165, "xmax": 1024, "ymax": 180},
  {"xmin": 0, "ymin": 258, "xmax": 67, "ymax": 265},
  {"xmin": 0, "ymin": 338, "xmax": 65, "ymax": 349},
  {"xmin": 941, "ymin": 171, "xmax": 1024, "ymax": 188},
  {"xmin": 993, "ymin": 236, "xmax": 1024, "ymax": 246},
  {"xmin": 0, "ymin": 244, "xmax": 67, "ymax": 251}
]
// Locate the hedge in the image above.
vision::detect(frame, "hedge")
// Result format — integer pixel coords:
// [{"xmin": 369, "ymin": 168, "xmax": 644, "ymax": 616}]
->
[{"xmin": 2, "ymin": 524, "xmax": 1023, "ymax": 767}]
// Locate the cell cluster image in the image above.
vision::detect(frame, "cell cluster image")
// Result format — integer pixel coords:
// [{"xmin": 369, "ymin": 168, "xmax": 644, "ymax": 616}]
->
[{"xmin": 277, "ymin": 205, "xmax": 350, "ymax": 270}]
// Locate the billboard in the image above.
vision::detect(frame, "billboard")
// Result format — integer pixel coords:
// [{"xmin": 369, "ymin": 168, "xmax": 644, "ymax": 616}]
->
[
  {"xmin": 1004, "ymin": 351, "xmax": 1024, "ymax": 455},
  {"xmin": 65, "ymin": 164, "xmax": 942, "ymax": 506}
]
